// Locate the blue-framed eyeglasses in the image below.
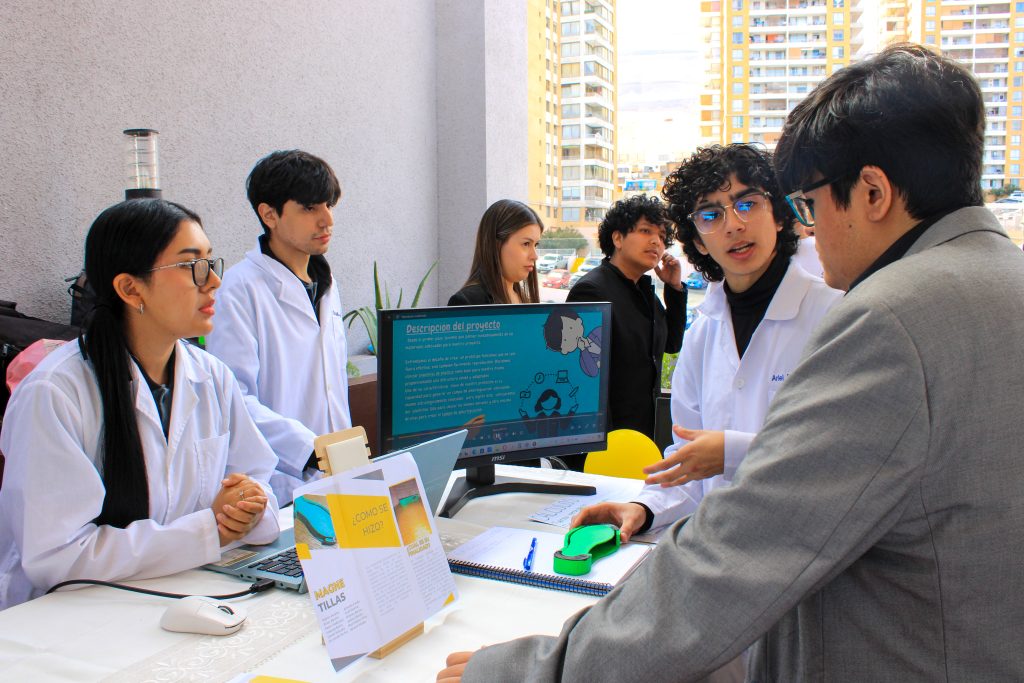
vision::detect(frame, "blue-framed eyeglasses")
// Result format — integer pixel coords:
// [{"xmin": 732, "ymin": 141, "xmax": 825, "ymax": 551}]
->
[
  {"xmin": 784, "ymin": 175, "xmax": 842, "ymax": 228},
  {"xmin": 687, "ymin": 191, "xmax": 772, "ymax": 235},
  {"xmin": 147, "ymin": 257, "xmax": 224, "ymax": 286}
]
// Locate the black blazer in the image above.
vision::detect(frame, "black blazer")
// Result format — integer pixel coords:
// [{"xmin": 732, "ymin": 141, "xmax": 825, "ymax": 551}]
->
[
  {"xmin": 448, "ymin": 283, "xmax": 495, "ymax": 306},
  {"xmin": 567, "ymin": 260, "xmax": 686, "ymax": 439}
]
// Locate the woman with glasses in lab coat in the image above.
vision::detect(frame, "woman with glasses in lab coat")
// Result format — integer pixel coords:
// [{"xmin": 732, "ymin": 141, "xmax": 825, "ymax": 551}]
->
[{"xmin": 0, "ymin": 199, "xmax": 280, "ymax": 610}]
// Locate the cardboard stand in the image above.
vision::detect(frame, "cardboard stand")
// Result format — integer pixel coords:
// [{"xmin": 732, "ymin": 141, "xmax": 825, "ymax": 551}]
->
[{"xmin": 311, "ymin": 426, "xmax": 425, "ymax": 660}]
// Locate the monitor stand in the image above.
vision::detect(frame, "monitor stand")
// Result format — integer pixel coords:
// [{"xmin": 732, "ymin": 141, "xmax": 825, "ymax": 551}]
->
[{"xmin": 439, "ymin": 464, "xmax": 596, "ymax": 518}]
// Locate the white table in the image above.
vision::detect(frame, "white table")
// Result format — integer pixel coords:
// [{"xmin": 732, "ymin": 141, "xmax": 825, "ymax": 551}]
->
[{"xmin": 0, "ymin": 466, "xmax": 642, "ymax": 683}]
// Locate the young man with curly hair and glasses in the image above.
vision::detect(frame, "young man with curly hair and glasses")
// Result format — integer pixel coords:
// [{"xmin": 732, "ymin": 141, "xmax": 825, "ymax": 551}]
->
[
  {"xmin": 574, "ymin": 142, "xmax": 840, "ymax": 543},
  {"xmin": 564, "ymin": 195, "xmax": 687, "ymax": 455}
]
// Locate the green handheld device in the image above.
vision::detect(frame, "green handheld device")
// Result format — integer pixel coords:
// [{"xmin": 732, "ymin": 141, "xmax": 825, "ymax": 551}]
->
[{"xmin": 553, "ymin": 524, "xmax": 621, "ymax": 576}]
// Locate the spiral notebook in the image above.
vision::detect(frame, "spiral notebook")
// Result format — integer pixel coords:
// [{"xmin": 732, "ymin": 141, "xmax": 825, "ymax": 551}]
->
[{"xmin": 446, "ymin": 526, "xmax": 651, "ymax": 596}]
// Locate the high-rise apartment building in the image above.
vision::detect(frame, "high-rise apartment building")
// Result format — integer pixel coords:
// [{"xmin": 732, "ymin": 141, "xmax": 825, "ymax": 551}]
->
[
  {"xmin": 527, "ymin": 0, "xmax": 562, "ymax": 223},
  {"xmin": 923, "ymin": 2, "xmax": 1024, "ymax": 189},
  {"xmin": 701, "ymin": 0, "xmax": 866, "ymax": 150},
  {"xmin": 557, "ymin": 0, "xmax": 618, "ymax": 233},
  {"xmin": 701, "ymin": 0, "xmax": 1024, "ymax": 190}
]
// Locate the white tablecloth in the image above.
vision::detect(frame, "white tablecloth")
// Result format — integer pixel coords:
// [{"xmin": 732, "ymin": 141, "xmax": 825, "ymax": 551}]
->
[{"xmin": 0, "ymin": 466, "xmax": 632, "ymax": 683}]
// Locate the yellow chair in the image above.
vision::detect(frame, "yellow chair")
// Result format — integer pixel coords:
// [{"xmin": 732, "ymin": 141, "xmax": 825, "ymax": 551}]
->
[{"xmin": 584, "ymin": 429, "xmax": 662, "ymax": 480}]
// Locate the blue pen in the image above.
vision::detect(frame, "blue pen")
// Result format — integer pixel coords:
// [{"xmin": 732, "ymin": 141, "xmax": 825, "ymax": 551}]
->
[{"xmin": 523, "ymin": 537, "xmax": 538, "ymax": 571}]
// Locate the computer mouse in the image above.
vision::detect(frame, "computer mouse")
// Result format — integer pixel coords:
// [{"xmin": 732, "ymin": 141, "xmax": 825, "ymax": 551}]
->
[{"xmin": 159, "ymin": 596, "xmax": 247, "ymax": 636}]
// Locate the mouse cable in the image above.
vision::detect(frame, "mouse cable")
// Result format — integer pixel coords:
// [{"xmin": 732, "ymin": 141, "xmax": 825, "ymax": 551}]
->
[{"xmin": 45, "ymin": 577, "xmax": 277, "ymax": 600}]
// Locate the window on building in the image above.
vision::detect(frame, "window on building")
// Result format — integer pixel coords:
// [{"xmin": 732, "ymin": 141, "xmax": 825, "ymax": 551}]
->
[
  {"xmin": 833, "ymin": 29, "xmax": 844, "ymax": 41},
  {"xmin": 561, "ymin": 42, "xmax": 580, "ymax": 58},
  {"xmin": 1013, "ymin": 136, "xmax": 1021, "ymax": 145},
  {"xmin": 732, "ymin": 0, "xmax": 743, "ymax": 9},
  {"xmin": 585, "ymin": 208, "xmax": 607, "ymax": 222},
  {"xmin": 562, "ymin": 145, "xmax": 581, "ymax": 160},
  {"xmin": 1012, "ymin": 150, "xmax": 1021, "ymax": 161},
  {"xmin": 561, "ymin": 62, "xmax": 580, "ymax": 77},
  {"xmin": 732, "ymin": 49, "xmax": 743, "ymax": 60},
  {"xmin": 733, "ymin": 99, "xmax": 744, "ymax": 112},
  {"xmin": 925, "ymin": 5, "xmax": 935, "ymax": 15},
  {"xmin": 925, "ymin": 35, "xmax": 935, "ymax": 45},
  {"xmin": 562, "ymin": 21, "xmax": 580, "ymax": 36},
  {"xmin": 562, "ymin": 207, "xmax": 580, "ymax": 222},
  {"xmin": 561, "ymin": 1, "xmax": 579, "ymax": 15},
  {"xmin": 1015, "ymin": 120, "xmax": 1023, "ymax": 131},
  {"xmin": 562, "ymin": 166, "xmax": 581, "ymax": 180},
  {"xmin": 732, "ymin": 82, "xmax": 744, "ymax": 94},
  {"xmin": 1012, "ymin": 165, "xmax": 1021, "ymax": 176},
  {"xmin": 562, "ymin": 83, "xmax": 581, "ymax": 98},
  {"xmin": 562, "ymin": 103, "xmax": 580, "ymax": 117},
  {"xmin": 732, "ymin": 133, "xmax": 744, "ymax": 143},
  {"xmin": 925, "ymin": 21, "xmax": 935, "ymax": 30},
  {"xmin": 732, "ymin": 116, "xmax": 744, "ymax": 128},
  {"xmin": 562, "ymin": 124, "xmax": 581, "ymax": 138},
  {"xmin": 562, "ymin": 186, "xmax": 581, "ymax": 200},
  {"xmin": 733, "ymin": 32, "xmax": 743, "ymax": 44},
  {"xmin": 1015, "ymin": 106, "xmax": 1023, "ymax": 117},
  {"xmin": 733, "ymin": 65, "xmax": 743, "ymax": 77},
  {"xmin": 833, "ymin": 12, "xmax": 844, "ymax": 24},
  {"xmin": 733, "ymin": 15, "xmax": 743, "ymax": 27},
  {"xmin": 833, "ymin": 46, "xmax": 845, "ymax": 59},
  {"xmin": 1016, "ymin": 91, "xmax": 1023, "ymax": 102}
]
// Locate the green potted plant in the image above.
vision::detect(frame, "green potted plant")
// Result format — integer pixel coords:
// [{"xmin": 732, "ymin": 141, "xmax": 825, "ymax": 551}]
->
[{"xmin": 343, "ymin": 260, "xmax": 438, "ymax": 356}]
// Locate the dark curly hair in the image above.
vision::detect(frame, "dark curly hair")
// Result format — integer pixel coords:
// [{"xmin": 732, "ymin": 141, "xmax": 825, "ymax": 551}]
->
[
  {"xmin": 661, "ymin": 144, "xmax": 798, "ymax": 283},
  {"xmin": 597, "ymin": 194, "xmax": 674, "ymax": 257}
]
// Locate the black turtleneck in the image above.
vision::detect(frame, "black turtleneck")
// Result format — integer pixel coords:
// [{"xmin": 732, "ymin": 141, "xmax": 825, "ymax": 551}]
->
[{"xmin": 724, "ymin": 249, "xmax": 789, "ymax": 358}]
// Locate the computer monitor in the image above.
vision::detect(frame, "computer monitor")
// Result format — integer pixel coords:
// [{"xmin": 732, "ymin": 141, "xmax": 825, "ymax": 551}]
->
[{"xmin": 378, "ymin": 301, "xmax": 612, "ymax": 516}]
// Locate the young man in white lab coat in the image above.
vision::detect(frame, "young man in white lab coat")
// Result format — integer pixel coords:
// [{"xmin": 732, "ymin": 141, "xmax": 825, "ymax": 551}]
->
[
  {"xmin": 573, "ymin": 143, "xmax": 841, "ymax": 539},
  {"xmin": 206, "ymin": 150, "xmax": 351, "ymax": 504}
]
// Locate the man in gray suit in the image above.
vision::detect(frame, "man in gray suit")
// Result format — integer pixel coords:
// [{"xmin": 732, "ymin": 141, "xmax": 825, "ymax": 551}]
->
[{"xmin": 438, "ymin": 44, "xmax": 1024, "ymax": 683}]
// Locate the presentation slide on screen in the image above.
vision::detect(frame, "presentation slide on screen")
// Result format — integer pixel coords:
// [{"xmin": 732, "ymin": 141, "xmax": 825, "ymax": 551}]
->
[{"xmin": 391, "ymin": 308, "xmax": 604, "ymax": 452}]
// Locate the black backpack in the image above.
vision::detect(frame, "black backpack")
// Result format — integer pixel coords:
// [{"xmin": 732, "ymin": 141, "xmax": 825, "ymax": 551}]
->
[{"xmin": 0, "ymin": 300, "xmax": 80, "ymax": 427}]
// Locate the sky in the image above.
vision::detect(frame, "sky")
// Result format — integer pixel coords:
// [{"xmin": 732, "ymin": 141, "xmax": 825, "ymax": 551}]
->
[{"xmin": 616, "ymin": 0, "xmax": 705, "ymax": 165}]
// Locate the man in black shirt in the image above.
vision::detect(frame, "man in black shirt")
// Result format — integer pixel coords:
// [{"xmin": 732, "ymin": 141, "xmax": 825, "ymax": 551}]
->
[{"xmin": 566, "ymin": 195, "xmax": 686, "ymax": 460}]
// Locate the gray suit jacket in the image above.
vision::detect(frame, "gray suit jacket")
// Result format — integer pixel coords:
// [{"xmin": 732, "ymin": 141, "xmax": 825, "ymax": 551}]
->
[{"xmin": 465, "ymin": 207, "xmax": 1024, "ymax": 682}]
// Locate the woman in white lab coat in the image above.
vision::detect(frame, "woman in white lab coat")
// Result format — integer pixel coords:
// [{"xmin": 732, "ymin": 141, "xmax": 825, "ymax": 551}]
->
[
  {"xmin": 0, "ymin": 199, "xmax": 280, "ymax": 610},
  {"xmin": 574, "ymin": 143, "xmax": 841, "ymax": 539}
]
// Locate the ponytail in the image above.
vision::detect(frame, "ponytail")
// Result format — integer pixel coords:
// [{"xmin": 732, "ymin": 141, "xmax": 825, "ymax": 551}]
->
[{"xmin": 79, "ymin": 304, "xmax": 149, "ymax": 528}]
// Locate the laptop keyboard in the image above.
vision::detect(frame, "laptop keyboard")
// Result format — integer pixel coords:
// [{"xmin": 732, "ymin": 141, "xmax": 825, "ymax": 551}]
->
[{"xmin": 248, "ymin": 547, "xmax": 304, "ymax": 578}]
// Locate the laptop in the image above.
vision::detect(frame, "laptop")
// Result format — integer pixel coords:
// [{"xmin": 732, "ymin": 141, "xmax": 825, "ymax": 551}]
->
[{"xmin": 203, "ymin": 430, "xmax": 468, "ymax": 593}]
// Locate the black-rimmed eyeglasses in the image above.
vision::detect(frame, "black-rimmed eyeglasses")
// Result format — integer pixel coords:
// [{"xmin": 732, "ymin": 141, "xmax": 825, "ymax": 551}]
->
[
  {"xmin": 687, "ymin": 191, "xmax": 773, "ymax": 235},
  {"xmin": 785, "ymin": 175, "xmax": 842, "ymax": 228},
  {"xmin": 147, "ymin": 257, "xmax": 224, "ymax": 286}
]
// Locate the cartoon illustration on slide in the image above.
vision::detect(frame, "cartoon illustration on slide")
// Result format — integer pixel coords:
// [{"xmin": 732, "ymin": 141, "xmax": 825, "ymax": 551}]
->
[
  {"xmin": 542, "ymin": 308, "xmax": 601, "ymax": 377},
  {"xmin": 518, "ymin": 371, "xmax": 579, "ymax": 437}
]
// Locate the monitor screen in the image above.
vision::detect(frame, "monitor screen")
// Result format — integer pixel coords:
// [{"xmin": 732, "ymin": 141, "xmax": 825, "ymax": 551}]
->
[{"xmin": 378, "ymin": 302, "xmax": 611, "ymax": 469}]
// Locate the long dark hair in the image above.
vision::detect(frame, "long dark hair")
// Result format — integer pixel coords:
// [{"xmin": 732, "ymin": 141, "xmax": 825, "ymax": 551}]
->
[
  {"xmin": 463, "ymin": 199, "xmax": 544, "ymax": 304},
  {"xmin": 80, "ymin": 199, "xmax": 202, "ymax": 528}
]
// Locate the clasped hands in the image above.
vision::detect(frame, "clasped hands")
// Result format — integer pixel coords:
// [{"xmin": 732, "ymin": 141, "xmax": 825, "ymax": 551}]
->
[{"xmin": 211, "ymin": 472, "xmax": 268, "ymax": 546}]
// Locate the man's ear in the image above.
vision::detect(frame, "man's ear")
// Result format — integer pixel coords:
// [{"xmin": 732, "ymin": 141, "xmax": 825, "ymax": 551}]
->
[
  {"xmin": 857, "ymin": 166, "xmax": 895, "ymax": 223},
  {"xmin": 693, "ymin": 235, "xmax": 709, "ymax": 256},
  {"xmin": 258, "ymin": 202, "xmax": 280, "ymax": 231},
  {"xmin": 112, "ymin": 273, "xmax": 144, "ymax": 310}
]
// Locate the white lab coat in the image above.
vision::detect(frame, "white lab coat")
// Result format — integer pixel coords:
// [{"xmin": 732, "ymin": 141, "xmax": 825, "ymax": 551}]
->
[
  {"xmin": 793, "ymin": 236, "xmax": 825, "ymax": 279},
  {"xmin": 635, "ymin": 262, "xmax": 841, "ymax": 528},
  {"xmin": 205, "ymin": 243, "xmax": 351, "ymax": 504},
  {"xmin": 0, "ymin": 340, "xmax": 280, "ymax": 610}
]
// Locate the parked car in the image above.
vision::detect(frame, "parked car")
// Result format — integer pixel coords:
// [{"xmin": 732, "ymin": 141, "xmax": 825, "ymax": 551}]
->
[
  {"xmin": 542, "ymin": 269, "xmax": 571, "ymax": 289},
  {"xmin": 537, "ymin": 254, "xmax": 569, "ymax": 273},
  {"xmin": 684, "ymin": 271, "xmax": 708, "ymax": 290},
  {"xmin": 568, "ymin": 271, "xmax": 585, "ymax": 289},
  {"xmin": 995, "ymin": 196, "xmax": 1024, "ymax": 204}
]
